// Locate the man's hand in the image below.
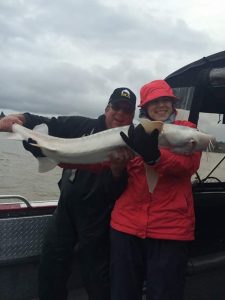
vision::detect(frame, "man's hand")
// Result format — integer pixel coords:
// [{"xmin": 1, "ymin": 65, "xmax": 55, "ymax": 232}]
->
[
  {"xmin": 23, "ymin": 138, "xmax": 45, "ymax": 158},
  {"xmin": 109, "ymin": 147, "xmax": 134, "ymax": 178},
  {"xmin": 120, "ymin": 124, "xmax": 160, "ymax": 165},
  {"xmin": 0, "ymin": 115, "xmax": 25, "ymax": 132}
]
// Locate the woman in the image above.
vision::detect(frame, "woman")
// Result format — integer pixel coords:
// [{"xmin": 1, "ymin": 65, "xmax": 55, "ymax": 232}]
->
[{"xmin": 110, "ymin": 80, "xmax": 202, "ymax": 300}]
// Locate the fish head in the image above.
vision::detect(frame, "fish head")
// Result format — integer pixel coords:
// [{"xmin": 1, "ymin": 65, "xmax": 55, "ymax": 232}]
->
[
  {"xmin": 171, "ymin": 139, "xmax": 197, "ymax": 154},
  {"xmin": 172, "ymin": 133, "xmax": 216, "ymax": 154},
  {"xmin": 164, "ymin": 125, "xmax": 216, "ymax": 154},
  {"xmin": 190, "ymin": 131, "xmax": 216, "ymax": 152}
]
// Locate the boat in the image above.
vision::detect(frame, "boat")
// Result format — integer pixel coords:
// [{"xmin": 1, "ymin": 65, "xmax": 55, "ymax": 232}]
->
[
  {"xmin": 1, "ymin": 51, "xmax": 225, "ymax": 299},
  {"xmin": 165, "ymin": 50, "xmax": 225, "ymax": 300},
  {"xmin": 0, "ymin": 196, "xmax": 87, "ymax": 300}
]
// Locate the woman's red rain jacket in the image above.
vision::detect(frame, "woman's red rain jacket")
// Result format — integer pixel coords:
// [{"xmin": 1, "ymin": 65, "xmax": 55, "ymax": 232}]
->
[{"xmin": 111, "ymin": 120, "xmax": 202, "ymax": 241}]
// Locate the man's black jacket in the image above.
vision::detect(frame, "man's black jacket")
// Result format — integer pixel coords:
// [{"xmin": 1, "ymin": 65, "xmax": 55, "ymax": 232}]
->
[{"xmin": 23, "ymin": 113, "xmax": 128, "ymax": 244}]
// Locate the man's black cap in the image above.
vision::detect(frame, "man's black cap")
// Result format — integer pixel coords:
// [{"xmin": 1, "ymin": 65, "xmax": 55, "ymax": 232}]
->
[{"xmin": 108, "ymin": 87, "xmax": 136, "ymax": 112}]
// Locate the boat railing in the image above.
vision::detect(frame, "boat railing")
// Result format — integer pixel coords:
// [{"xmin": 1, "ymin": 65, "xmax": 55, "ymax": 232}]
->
[{"xmin": 0, "ymin": 195, "xmax": 32, "ymax": 208}]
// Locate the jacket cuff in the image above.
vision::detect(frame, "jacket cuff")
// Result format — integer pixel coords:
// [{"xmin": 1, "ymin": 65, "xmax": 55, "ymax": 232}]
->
[{"xmin": 145, "ymin": 156, "xmax": 160, "ymax": 166}]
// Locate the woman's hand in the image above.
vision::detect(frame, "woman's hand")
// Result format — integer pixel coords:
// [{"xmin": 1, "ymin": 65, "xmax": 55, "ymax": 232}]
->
[{"xmin": 120, "ymin": 124, "xmax": 161, "ymax": 165}]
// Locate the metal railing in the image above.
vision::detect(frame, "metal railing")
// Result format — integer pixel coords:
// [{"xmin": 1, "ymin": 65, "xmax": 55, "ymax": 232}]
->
[{"xmin": 0, "ymin": 195, "xmax": 32, "ymax": 208}]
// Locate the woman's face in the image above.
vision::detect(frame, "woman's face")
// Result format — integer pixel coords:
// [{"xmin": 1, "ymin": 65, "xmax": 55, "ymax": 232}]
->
[{"xmin": 145, "ymin": 97, "xmax": 174, "ymax": 121}]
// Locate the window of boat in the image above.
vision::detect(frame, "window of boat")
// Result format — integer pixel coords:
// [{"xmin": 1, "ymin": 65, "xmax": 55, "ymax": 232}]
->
[
  {"xmin": 173, "ymin": 87, "xmax": 225, "ymax": 183},
  {"xmin": 196, "ymin": 111, "xmax": 225, "ymax": 183}
]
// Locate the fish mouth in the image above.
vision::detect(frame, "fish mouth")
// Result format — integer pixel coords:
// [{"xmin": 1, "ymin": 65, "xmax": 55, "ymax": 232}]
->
[{"xmin": 189, "ymin": 140, "xmax": 197, "ymax": 153}]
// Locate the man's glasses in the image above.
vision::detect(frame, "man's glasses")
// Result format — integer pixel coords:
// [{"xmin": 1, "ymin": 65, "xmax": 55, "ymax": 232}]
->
[{"xmin": 110, "ymin": 103, "xmax": 134, "ymax": 115}]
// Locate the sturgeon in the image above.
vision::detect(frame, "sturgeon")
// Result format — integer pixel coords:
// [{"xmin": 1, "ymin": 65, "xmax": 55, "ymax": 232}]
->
[{"xmin": 3, "ymin": 119, "xmax": 215, "ymax": 175}]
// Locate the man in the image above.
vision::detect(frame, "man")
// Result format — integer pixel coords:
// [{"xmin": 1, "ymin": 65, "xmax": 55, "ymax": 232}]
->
[{"xmin": 0, "ymin": 87, "xmax": 136, "ymax": 300}]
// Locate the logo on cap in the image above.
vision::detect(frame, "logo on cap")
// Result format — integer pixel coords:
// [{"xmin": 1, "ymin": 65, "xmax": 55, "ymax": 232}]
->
[{"xmin": 121, "ymin": 89, "xmax": 131, "ymax": 99}]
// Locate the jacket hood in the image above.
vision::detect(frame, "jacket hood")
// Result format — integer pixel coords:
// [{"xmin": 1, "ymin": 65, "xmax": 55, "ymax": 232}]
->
[{"xmin": 139, "ymin": 80, "xmax": 179, "ymax": 107}]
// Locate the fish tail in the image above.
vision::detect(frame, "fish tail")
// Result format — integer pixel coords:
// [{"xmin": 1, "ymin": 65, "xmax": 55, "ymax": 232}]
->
[{"xmin": 38, "ymin": 157, "xmax": 58, "ymax": 172}]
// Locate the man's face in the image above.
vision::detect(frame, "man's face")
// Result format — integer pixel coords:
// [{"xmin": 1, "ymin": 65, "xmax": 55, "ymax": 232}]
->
[{"xmin": 105, "ymin": 101, "xmax": 134, "ymax": 128}]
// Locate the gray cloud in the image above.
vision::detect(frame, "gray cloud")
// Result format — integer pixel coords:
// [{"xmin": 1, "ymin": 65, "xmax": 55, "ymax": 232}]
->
[{"xmin": 0, "ymin": 0, "xmax": 223, "ymax": 121}]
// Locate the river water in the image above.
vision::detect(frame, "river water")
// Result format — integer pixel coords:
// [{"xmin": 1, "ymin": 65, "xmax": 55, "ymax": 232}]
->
[
  {"xmin": 1, "ymin": 137, "xmax": 225, "ymax": 202},
  {"xmin": 0, "ymin": 138, "xmax": 61, "ymax": 201}
]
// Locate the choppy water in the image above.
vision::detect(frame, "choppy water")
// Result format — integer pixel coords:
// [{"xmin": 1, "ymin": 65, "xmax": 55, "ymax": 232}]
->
[
  {"xmin": 1, "ymin": 137, "xmax": 225, "ymax": 202},
  {"xmin": 0, "ymin": 138, "xmax": 61, "ymax": 201}
]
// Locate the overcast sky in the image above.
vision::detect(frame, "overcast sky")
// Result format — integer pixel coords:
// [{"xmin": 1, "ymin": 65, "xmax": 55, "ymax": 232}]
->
[{"xmin": 1, "ymin": 0, "xmax": 225, "ymax": 138}]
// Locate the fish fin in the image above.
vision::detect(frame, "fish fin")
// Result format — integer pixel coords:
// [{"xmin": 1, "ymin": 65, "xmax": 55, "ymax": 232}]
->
[
  {"xmin": 139, "ymin": 119, "xmax": 163, "ymax": 134},
  {"xmin": 33, "ymin": 123, "xmax": 49, "ymax": 135},
  {"xmin": 4, "ymin": 123, "xmax": 48, "ymax": 140},
  {"xmin": 145, "ymin": 165, "xmax": 158, "ymax": 193},
  {"xmin": 37, "ymin": 157, "xmax": 58, "ymax": 173}
]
